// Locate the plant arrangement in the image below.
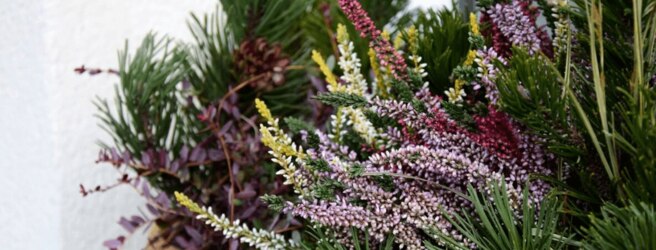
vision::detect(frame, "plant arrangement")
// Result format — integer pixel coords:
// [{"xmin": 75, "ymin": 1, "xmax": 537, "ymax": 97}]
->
[
  {"xmin": 80, "ymin": 1, "xmax": 410, "ymax": 249},
  {"xmin": 84, "ymin": 0, "xmax": 656, "ymax": 249}
]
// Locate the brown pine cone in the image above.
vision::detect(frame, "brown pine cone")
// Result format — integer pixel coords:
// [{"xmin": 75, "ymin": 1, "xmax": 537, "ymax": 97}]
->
[{"xmin": 233, "ymin": 38, "xmax": 291, "ymax": 91}]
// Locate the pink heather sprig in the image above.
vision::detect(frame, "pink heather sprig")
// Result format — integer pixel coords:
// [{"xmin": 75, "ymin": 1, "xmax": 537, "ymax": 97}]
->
[
  {"xmin": 482, "ymin": 0, "xmax": 553, "ymax": 58},
  {"xmin": 280, "ymin": 90, "xmax": 558, "ymax": 248},
  {"xmin": 338, "ymin": 0, "xmax": 408, "ymax": 80},
  {"xmin": 474, "ymin": 47, "xmax": 507, "ymax": 104},
  {"xmin": 486, "ymin": 0, "xmax": 542, "ymax": 55}
]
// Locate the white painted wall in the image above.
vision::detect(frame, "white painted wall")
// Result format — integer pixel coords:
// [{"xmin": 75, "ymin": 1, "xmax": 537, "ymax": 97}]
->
[
  {"xmin": 0, "ymin": 1, "xmax": 444, "ymax": 249},
  {"xmin": 1, "ymin": 1, "xmax": 214, "ymax": 249}
]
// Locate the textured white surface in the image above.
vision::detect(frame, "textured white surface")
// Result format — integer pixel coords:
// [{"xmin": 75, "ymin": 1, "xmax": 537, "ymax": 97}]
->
[
  {"xmin": 1, "ymin": 1, "xmax": 213, "ymax": 249},
  {"xmin": 0, "ymin": 1, "xmax": 443, "ymax": 249}
]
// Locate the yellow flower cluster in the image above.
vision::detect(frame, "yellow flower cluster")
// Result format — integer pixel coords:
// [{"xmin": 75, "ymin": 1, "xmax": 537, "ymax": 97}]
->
[
  {"xmin": 174, "ymin": 191, "xmax": 296, "ymax": 249},
  {"xmin": 469, "ymin": 13, "xmax": 480, "ymax": 36},
  {"xmin": 406, "ymin": 25, "xmax": 419, "ymax": 56},
  {"xmin": 336, "ymin": 23, "xmax": 349, "ymax": 44},
  {"xmin": 255, "ymin": 98, "xmax": 274, "ymax": 123},
  {"xmin": 311, "ymin": 50, "xmax": 341, "ymax": 91},
  {"xmin": 256, "ymin": 99, "xmax": 307, "ymax": 196},
  {"xmin": 174, "ymin": 191, "xmax": 203, "ymax": 214},
  {"xmin": 465, "ymin": 50, "xmax": 477, "ymax": 66},
  {"xmin": 447, "ymin": 13, "xmax": 482, "ymax": 104}
]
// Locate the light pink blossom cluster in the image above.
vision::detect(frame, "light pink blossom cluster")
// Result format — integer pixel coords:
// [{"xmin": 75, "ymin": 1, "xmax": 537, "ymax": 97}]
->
[
  {"xmin": 482, "ymin": 0, "xmax": 553, "ymax": 58},
  {"xmin": 281, "ymin": 87, "xmax": 556, "ymax": 248},
  {"xmin": 473, "ymin": 47, "xmax": 507, "ymax": 104}
]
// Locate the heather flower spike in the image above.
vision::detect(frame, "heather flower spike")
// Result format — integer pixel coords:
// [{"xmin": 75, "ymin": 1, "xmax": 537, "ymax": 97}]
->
[
  {"xmin": 311, "ymin": 50, "xmax": 341, "ymax": 92},
  {"xmin": 256, "ymin": 98, "xmax": 309, "ymax": 196},
  {"xmin": 175, "ymin": 192, "xmax": 296, "ymax": 250},
  {"xmin": 254, "ymin": 19, "xmax": 557, "ymax": 249},
  {"xmin": 338, "ymin": 0, "xmax": 408, "ymax": 80}
]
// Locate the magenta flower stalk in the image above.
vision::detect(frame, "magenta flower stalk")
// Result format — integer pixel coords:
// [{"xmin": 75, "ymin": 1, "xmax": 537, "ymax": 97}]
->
[{"xmin": 338, "ymin": 0, "xmax": 408, "ymax": 80}]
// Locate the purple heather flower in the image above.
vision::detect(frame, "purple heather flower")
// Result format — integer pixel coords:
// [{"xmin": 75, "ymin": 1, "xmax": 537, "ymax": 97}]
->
[{"xmin": 486, "ymin": 0, "xmax": 542, "ymax": 55}]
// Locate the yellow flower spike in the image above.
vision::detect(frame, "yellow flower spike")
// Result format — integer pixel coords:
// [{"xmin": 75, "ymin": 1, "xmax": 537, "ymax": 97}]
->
[
  {"xmin": 174, "ymin": 191, "xmax": 203, "ymax": 214},
  {"xmin": 259, "ymin": 124, "xmax": 276, "ymax": 148},
  {"xmin": 259, "ymin": 125, "xmax": 299, "ymax": 158},
  {"xmin": 465, "ymin": 50, "xmax": 477, "ymax": 66},
  {"xmin": 393, "ymin": 34, "xmax": 404, "ymax": 50},
  {"xmin": 311, "ymin": 50, "xmax": 338, "ymax": 89},
  {"xmin": 336, "ymin": 23, "xmax": 349, "ymax": 44},
  {"xmin": 381, "ymin": 30, "xmax": 391, "ymax": 41},
  {"xmin": 369, "ymin": 48, "xmax": 388, "ymax": 98},
  {"xmin": 406, "ymin": 25, "xmax": 418, "ymax": 54},
  {"xmin": 455, "ymin": 79, "xmax": 466, "ymax": 90},
  {"xmin": 255, "ymin": 98, "xmax": 274, "ymax": 124},
  {"xmin": 469, "ymin": 13, "xmax": 480, "ymax": 36}
]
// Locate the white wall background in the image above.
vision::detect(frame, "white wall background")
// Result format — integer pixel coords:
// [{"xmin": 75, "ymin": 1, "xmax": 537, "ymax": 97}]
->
[{"xmin": 0, "ymin": 1, "xmax": 446, "ymax": 249}]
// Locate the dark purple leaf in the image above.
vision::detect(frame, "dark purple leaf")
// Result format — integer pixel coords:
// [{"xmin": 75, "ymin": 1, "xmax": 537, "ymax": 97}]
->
[
  {"xmin": 229, "ymin": 239, "xmax": 239, "ymax": 250},
  {"xmin": 174, "ymin": 236, "xmax": 190, "ymax": 248},
  {"xmin": 118, "ymin": 217, "xmax": 136, "ymax": 233},
  {"xmin": 180, "ymin": 145, "xmax": 190, "ymax": 162},
  {"xmin": 110, "ymin": 148, "xmax": 120, "ymax": 162},
  {"xmin": 103, "ymin": 238, "xmax": 124, "ymax": 249},
  {"xmin": 184, "ymin": 225, "xmax": 203, "ymax": 244},
  {"xmin": 189, "ymin": 146, "xmax": 207, "ymax": 162},
  {"xmin": 130, "ymin": 215, "xmax": 145, "ymax": 225},
  {"xmin": 239, "ymin": 205, "xmax": 258, "ymax": 219},
  {"xmin": 158, "ymin": 150, "xmax": 169, "ymax": 169},
  {"xmin": 141, "ymin": 183, "xmax": 151, "ymax": 199},
  {"xmin": 170, "ymin": 160, "xmax": 181, "ymax": 173},
  {"xmin": 231, "ymin": 106, "xmax": 240, "ymax": 119},
  {"xmin": 132, "ymin": 177, "xmax": 140, "ymax": 188},
  {"xmin": 155, "ymin": 193, "xmax": 171, "ymax": 208},
  {"xmin": 141, "ymin": 153, "xmax": 151, "ymax": 167},
  {"xmin": 232, "ymin": 163, "xmax": 240, "ymax": 176},
  {"xmin": 235, "ymin": 189, "xmax": 257, "ymax": 200},
  {"xmin": 146, "ymin": 204, "xmax": 159, "ymax": 216},
  {"xmin": 208, "ymin": 149, "xmax": 223, "ymax": 161},
  {"xmin": 219, "ymin": 120, "xmax": 233, "ymax": 136},
  {"xmin": 122, "ymin": 151, "xmax": 131, "ymax": 162}
]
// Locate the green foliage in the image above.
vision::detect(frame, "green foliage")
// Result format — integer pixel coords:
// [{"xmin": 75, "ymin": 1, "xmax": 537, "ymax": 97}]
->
[
  {"xmin": 306, "ymin": 158, "xmax": 331, "ymax": 173},
  {"xmin": 312, "ymin": 179, "xmax": 345, "ymax": 201},
  {"xmin": 495, "ymin": 48, "xmax": 584, "ymax": 160},
  {"xmin": 413, "ymin": 8, "xmax": 470, "ymax": 93},
  {"xmin": 314, "ymin": 92, "xmax": 368, "ymax": 108},
  {"xmin": 95, "ymin": 34, "xmax": 194, "ymax": 159},
  {"xmin": 390, "ymin": 78, "xmax": 414, "ymax": 102},
  {"xmin": 261, "ymin": 194, "xmax": 285, "ymax": 213},
  {"xmin": 441, "ymin": 100, "xmax": 477, "ymax": 131},
  {"xmin": 285, "ymin": 117, "xmax": 317, "ymax": 135},
  {"xmin": 185, "ymin": 1, "xmax": 313, "ymax": 115},
  {"xmin": 582, "ymin": 202, "xmax": 656, "ymax": 250},
  {"xmin": 348, "ymin": 163, "xmax": 364, "ymax": 177},
  {"xmin": 372, "ymin": 174, "xmax": 395, "ymax": 192},
  {"xmin": 562, "ymin": 0, "xmax": 656, "ymax": 202},
  {"xmin": 285, "ymin": 116, "xmax": 321, "ymax": 148},
  {"xmin": 363, "ymin": 110, "xmax": 397, "ymax": 129},
  {"xmin": 429, "ymin": 181, "xmax": 571, "ymax": 250},
  {"xmin": 301, "ymin": 227, "xmax": 395, "ymax": 250}
]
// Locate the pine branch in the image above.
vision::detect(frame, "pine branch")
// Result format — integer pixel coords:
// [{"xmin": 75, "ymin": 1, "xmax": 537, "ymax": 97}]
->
[{"xmin": 313, "ymin": 92, "xmax": 367, "ymax": 108}]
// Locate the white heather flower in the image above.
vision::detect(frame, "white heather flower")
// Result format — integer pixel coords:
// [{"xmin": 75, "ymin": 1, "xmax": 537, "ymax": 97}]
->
[
  {"xmin": 175, "ymin": 192, "xmax": 297, "ymax": 250},
  {"xmin": 344, "ymin": 107, "xmax": 378, "ymax": 144},
  {"xmin": 445, "ymin": 87, "xmax": 467, "ymax": 104},
  {"xmin": 338, "ymin": 41, "xmax": 369, "ymax": 97},
  {"xmin": 551, "ymin": 0, "xmax": 570, "ymax": 56}
]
